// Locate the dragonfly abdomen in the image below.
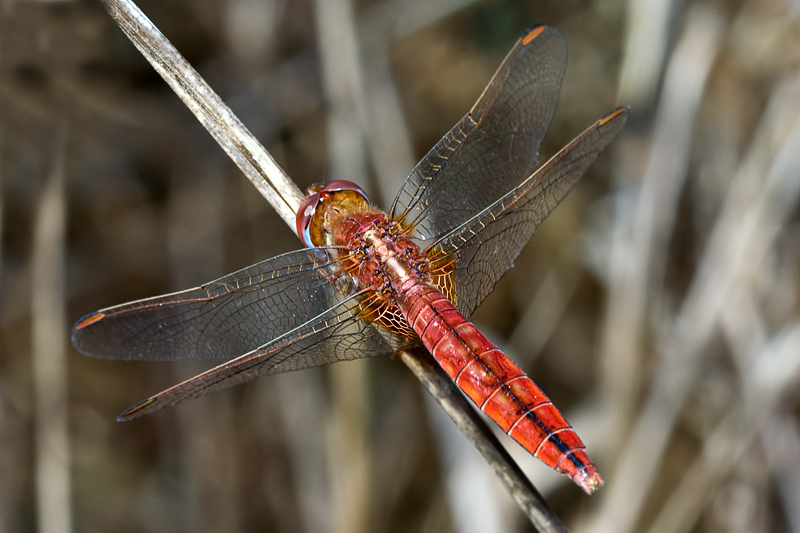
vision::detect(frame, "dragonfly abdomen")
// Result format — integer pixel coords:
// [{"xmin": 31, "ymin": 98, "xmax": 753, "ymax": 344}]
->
[{"xmin": 397, "ymin": 279, "xmax": 603, "ymax": 494}]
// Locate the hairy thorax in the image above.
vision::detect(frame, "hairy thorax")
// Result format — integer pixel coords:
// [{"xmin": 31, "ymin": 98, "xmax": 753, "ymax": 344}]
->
[
  {"xmin": 331, "ymin": 212, "xmax": 430, "ymax": 297},
  {"xmin": 299, "ymin": 183, "xmax": 451, "ymax": 339}
]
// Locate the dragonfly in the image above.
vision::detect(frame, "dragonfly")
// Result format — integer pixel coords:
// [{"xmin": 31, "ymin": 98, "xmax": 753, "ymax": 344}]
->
[{"xmin": 72, "ymin": 25, "xmax": 628, "ymax": 494}]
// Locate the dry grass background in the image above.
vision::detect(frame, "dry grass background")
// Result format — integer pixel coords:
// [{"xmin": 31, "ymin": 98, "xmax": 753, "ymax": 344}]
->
[{"xmin": 2, "ymin": 0, "xmax": 800, "ymax": 532}]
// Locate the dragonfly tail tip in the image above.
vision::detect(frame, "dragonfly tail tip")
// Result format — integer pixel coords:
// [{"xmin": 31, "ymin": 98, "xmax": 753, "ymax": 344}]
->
[{"xmin": 575, "ymin": 469, "xmax": 604, "ymax": 495}]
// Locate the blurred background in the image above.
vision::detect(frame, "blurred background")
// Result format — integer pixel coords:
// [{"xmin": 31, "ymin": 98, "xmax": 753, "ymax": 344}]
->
[{"xmin": 2, "ymin": 0, "xmax": 800, "ymax": 531}]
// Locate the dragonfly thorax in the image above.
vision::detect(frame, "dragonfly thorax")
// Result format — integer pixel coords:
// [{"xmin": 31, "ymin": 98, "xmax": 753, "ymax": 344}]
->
[
  {"xmin": 297, "ymin": 181, "xmax": 430, "ymax": 295},
  {"xmin": 341, "ymin": 214, "xmax": 430, "ymax": 295}
]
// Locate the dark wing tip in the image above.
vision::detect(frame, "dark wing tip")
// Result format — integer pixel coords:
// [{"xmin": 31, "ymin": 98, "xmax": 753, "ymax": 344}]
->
[
  {"xmin": 71, "ymin": 311, "xmax": 107, "ymax": 357},
  {"xmin": 520, "ymin": 24, "xmax": 547, "ymax": 45},
  {"xmin": 599, "ymin": 106, "xmax": 631, "ymax": 126},
  {"xmin": 74, "ymin": 311, "xmax": 106, "ymax": 330},
  {"xmin": 116, "ymin": 397, "xmax": 157, "ymax": 422},
  {"xmin": 519, "ymin": 24, "xmax": 565, "ymax": 48}
]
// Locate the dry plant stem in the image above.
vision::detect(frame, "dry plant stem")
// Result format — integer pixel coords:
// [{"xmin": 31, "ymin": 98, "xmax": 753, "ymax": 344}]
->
[
  {"xmin": 593, "ymin": 58, "xmax": 800, "ymax": 533},
  {"xmin": 400, "ymin": 348, "xmax": 568, "ymax": 533},
  {"xmin": 102, "ymin": 0, "xmax": 561, "ymax": 528},
  {"xmin": 509, "ymin": 250, "xmax": 581, "ymax": 364},
  {"xmin": 367, "ymin": 0, "xmax": 484, "ymax": 42},
  {"xmin": 102, "ymin": 0, "xmax": 304, "ymax": 228},
  {"xmin": 593, "ymin": 9, "xmax": 722, "ymax": 532},
  {"xmin": 617, "ymin": 0, "xmax": 675, "ymax": 108},
  {"xmin": 598, "ymin": 4, "xmax": 722, "ymax": 461},
  {"xmin": 646, "ymin": 323, "xmax": 800, "ymax": 533},
  {"xmin": 760, "ymin": 412, "xmax": 800, "ymax": 531},
  {"xmin": 168, "ymin": 173, "xmax": 242, "ymax": 530},
  {"xmin": 33, "ymin": 129, "xmax": 71, "ymax": 533}
]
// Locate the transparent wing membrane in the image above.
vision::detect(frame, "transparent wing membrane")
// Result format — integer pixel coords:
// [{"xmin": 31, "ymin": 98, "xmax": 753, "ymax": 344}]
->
[
  {"xmin": 73, "ymin": 248, "xmax": 367, "ymax": 362},
  {"xmin": 117, "ymin": 292, "xmax": 407, "ymax": 420},
  {"xmin": 428, "ymin": 108, "xmax": 629, "ymax": 316},
  {"xmin": 391, "ymin": 26, "xmax": 567, "ymax": 241}
]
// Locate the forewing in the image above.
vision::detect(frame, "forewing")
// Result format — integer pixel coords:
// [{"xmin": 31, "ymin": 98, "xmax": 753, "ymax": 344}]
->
[
  {"xmin": 72, "ymin": 248, "xmax": 365, "ymax": 362},
  {"xmin": 391, "ymin": 25, "xmax": 567, "ymax": 241},
  {"xmin": 117, "ymin": 292, "xmax": 411, "ymax": 420},
  {"xmin": 428, "ymin": 108, "xmax": 629, "ymax": 316}
]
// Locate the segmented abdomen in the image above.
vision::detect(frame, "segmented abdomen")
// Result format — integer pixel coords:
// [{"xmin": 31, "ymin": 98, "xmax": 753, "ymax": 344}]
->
[{"xmin": 396, "ymin": 279, "xmax": 602, "ymax": 494}]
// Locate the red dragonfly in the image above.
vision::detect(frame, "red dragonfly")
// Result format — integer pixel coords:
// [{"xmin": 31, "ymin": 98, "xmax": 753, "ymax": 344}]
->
[{"xmin": 72, "ymin": 25, "xmax": 627, "ymax": 494}]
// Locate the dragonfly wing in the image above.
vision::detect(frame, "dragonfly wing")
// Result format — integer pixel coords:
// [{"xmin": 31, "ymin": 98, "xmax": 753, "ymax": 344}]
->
[
  {"xmin": 117, "ymin": 292, "xmax": 408, "ymax": 420},
  {"xmin": 429, "ymin": 107, "xmax": 629, "ymax": 316},
  {"xmin": 391, "ymin": 25, "xmax": 567, "ymax": 241},
  {"xmin": 72, "ymin": 248, "xmax": 366, "ymax": 362}
]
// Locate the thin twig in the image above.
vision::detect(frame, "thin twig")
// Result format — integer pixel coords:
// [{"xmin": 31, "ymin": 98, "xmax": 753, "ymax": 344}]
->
[{"xmin": 101, "ymin": 0, "xmax": 564, "ymax": 530}]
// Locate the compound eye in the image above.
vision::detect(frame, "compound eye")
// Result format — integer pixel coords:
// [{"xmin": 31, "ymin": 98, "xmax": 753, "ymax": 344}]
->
[
  {"xmin": 296, "ymin": 192, "xmax": 321, "ymax": 247},
  {"xmin": 321, "ymin": 180, "xmax": 369, "ymax": 203},
  {"xmin": 296, "ymin": 181, "xmax": 370, "ymax": 248}
]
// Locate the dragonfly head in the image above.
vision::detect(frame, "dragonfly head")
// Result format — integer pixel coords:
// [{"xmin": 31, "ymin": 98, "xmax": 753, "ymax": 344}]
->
[{"xmin": 296, "ymin": 180, "xmax": 370, "ymax": 247}]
